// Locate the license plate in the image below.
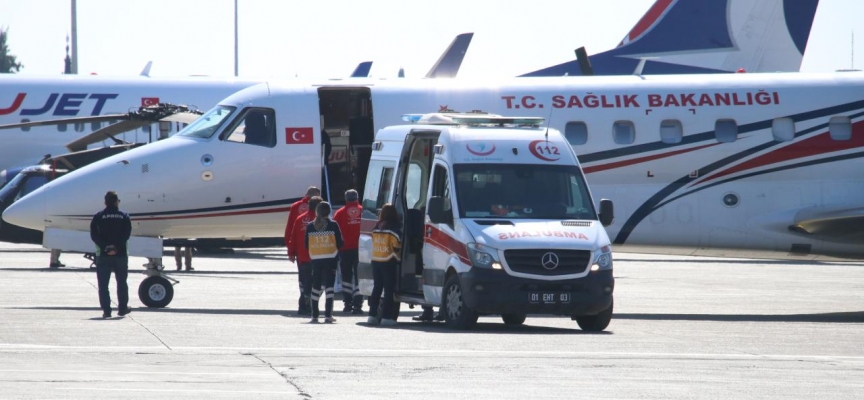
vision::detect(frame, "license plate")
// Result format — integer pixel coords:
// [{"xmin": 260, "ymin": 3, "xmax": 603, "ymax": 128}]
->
[{"xmin": 529, "ymin": 292, "xmax": 570, "ymax": 304}]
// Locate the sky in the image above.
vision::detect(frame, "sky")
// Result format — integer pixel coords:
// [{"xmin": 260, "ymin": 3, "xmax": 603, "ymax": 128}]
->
[{"xmin": 0, "ymin": 0, "xmax": 861, "ymax": 79}]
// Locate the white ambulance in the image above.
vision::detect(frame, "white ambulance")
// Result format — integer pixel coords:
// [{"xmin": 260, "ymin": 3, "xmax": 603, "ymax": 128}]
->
[{"xmin": 357, "ymin": 113, "xmax": 615, "ymax": 331}]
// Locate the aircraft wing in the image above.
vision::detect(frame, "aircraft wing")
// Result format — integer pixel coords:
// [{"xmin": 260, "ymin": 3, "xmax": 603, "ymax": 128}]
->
[
  {"xmin": 425, "ymin": 33, "xmax": 473, "ymax": 78},
  {"xmin": 64, "ymin": 120, "xmax": 153, "ymax": 152},
  {"xmin": 0, "ymin": 113, "xmax": 129, "ymax": 130},
  {"xmin": 789, "ymin": 205, "xmax": 864, "ymax": 243},
  {"xmin": 0, "ymin": 103, "xmax": 202, "ymax": 152}
]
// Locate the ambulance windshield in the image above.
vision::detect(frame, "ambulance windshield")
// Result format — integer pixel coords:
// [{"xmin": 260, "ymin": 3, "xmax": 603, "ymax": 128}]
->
[
  {"xmin": 454, "ymin": 164, "xmax": 596, "ymax": 220},
  {"xmin": 178, "ymin": 105, "xmax": 236, "ymax": 138}
]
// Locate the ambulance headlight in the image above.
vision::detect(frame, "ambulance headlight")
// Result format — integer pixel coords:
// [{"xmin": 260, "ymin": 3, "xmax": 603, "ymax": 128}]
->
[
  {"xmin": 591, "ymin": 245, "xmax": 613, "ymax": 271},
  {"xmin": 467, "ymin": 243, "xmax": 501, "ymax": 269}
]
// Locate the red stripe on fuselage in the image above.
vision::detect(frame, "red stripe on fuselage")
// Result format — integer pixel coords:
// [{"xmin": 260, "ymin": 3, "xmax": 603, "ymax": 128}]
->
[
  {"xmin": 583, "ymin": 142, "xmax": 719, "ymax": 174},
  {"xmin": 424, "ymin": 224, "xmax": 471, "ymax": 265},
  {"xmin": 697, "ymin": 122, "xmax": 864, "ymax": 185},
  {"xmin": 130, "ymin": 206, "xmax": 290, "ymax": 222}
]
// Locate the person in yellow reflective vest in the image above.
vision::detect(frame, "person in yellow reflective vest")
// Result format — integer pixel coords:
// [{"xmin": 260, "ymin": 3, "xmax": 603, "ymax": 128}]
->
[{"xmin": 305, "ymin": 201, "xmax": 344, "ymax": 323}]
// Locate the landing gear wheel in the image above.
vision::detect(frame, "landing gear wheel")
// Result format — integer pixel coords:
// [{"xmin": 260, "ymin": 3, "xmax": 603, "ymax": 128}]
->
[
  {"xmin": 138, "ymin": 276, "xmax": 174, "ymax": 308},
  {"xmin": 575, "ymin": 299, "xmax": 613, "ymax": 332},
  {"xmin": 376, "ymin": 299, "xmax": 401, "ymax": 321},
  {"xmin": 501, "ymin": 313, "xmax": 526, "ymax": 325},
  {"xmin": 442, "ymin": 274, "xmax": 478, "ymax": 330}
]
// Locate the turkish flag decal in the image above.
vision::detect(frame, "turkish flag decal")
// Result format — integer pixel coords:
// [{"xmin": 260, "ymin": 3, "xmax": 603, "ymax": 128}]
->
[
  {"xmin": 141, "ymin": 97, "xmax": 160, "ymax": 106},
  {"xmin": 285, "ymin": 127, "xmax": 314, "ymax": 144}
]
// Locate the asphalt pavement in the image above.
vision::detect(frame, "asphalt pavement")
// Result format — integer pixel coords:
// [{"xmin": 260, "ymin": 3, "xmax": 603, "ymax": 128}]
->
[{"xmin": 1, "ymin": 242, "xmax": 864, "ymax": 399}]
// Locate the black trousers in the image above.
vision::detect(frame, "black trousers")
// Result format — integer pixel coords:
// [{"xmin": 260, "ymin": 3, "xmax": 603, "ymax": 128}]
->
[
  {"xmin": 309, "ymin": 258, "xmax": 337, "ymax": 318},
  {"xmin": 297, "ymin": 261, "xmax": 312, "ymax": 306},
  {"xmin": 339, "ymin": 249, "xmax": 362, "ymax": 307},
  {"xmin": 369, "ymin": 260, "xmax": 398, "ymax": 319},
  {"xmin": 95, "ymin": 256, "xmax": 129, "ymax": 313}
]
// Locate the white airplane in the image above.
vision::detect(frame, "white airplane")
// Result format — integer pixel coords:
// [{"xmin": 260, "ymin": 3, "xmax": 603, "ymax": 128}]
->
[{"xmin": 5, "ymin": 70, "xmax": 864, "ymax": 307}]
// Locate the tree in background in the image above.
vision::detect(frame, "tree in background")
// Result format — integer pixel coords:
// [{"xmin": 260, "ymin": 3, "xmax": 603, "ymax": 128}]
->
[{"xmin": 0, "ymin": 27, "xmax": 23, "ymax": 73}]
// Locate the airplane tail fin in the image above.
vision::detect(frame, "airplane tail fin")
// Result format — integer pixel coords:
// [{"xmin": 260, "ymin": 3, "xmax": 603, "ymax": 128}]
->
[
  {"xmin": 425, "ymin": 33, "xmax": 474, "ymax": 78},
  {"xmin": 521, "ymin": 0, "xmax": 819, "ymax": 77},
  {"xmin": 350, "ymin": 61, "xmax": 373, "ymax": 78}
]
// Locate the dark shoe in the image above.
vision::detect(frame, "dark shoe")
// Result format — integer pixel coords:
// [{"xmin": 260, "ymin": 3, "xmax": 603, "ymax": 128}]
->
[
  {"xmin": 185, "ymin": 266, "xmax": 194, "ymax": 271},
  {"xmin": 102, "ymin": 312, "xmax": 111, "ymax": 319},
  {"xmin": 309, "ymin": 317, "xmax": 320, "ymax": 324},
  {"xmin": 118, "ymin": 307, "xmax": 132, "ymax": 316},
  {"xmin": 324, "ymin": 316, "xmax": 336, "ymax": 323},
  {"xmin": 176, "ymin": 265, "xmax": 182, "ymax": 271},
  {"xmin": 342, "ymin": 304, "xmax": 353, "ymax": 313},
  {"xmin": 352, "ymin": 308, "xmax": 365, "ymax": 315},
  {"xmin": 49, "ymin": 262, "xmax": 66, "ymax": 269},
  {"xmin": 297, "ymin": 306, "xmax": 310, "ymax": 316},
  {"xmin": 413, "ymin": 310, "xmax": 435, "ymax": 322},
  {"xmin": 434, "ymin": 314, "xmax": 444, "ymax": 322}
]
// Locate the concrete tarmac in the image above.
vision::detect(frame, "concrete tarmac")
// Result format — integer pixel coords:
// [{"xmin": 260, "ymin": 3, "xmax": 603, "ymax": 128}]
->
[{"xmin": 1, "ymin": 242, "xmax": 864, "ymax": 399}]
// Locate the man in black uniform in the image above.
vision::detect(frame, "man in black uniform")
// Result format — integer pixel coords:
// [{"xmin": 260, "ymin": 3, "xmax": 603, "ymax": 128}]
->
[{"xmin": 90, "ymin": 191, "xmax": 133, "ymax": 319}]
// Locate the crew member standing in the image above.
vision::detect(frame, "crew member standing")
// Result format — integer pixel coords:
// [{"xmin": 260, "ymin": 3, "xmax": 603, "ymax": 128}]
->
[
  {"xmin": 285, "ymin": 186, "xmax": 320, "ymax": 313},
  {"xmin": 89, "ymin": 191, "xmax": 132, "ymax": 319},
  {"xmin": 288, "ymin": 196, "xmax": 323, "ymax": 315},
  {"xmin": 333, "ymin": 189, "xmax": 363, "ymax": 314},
  {"xmin": 305, "ymin": 201, "xmax": 343, "ymax": 323},
  {"xmin": 368, "ymin": 204, "xmax": 402, "ymax": 326}
]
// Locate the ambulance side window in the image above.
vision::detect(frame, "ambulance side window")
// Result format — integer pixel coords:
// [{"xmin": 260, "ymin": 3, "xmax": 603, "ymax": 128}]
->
[
  {"xmin": 430, "ymin": 164, "xmax": 453, "ymax": 228},
  {"xmin": 362, "ymin": 160, "xmax": 395, "ymax": 218}
]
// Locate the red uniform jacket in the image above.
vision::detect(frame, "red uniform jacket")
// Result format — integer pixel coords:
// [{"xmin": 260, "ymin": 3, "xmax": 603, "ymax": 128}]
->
[
  {"xmin": 284, "ymin": 196, "xmax": 310, "ymax": 248},
  {"xmin": 287, "ymin": 210, "xmax": 315, "ymax": 263},
  {"xmin": 333, "ymin": 201, "xmax": 362, "ymax": 250}
]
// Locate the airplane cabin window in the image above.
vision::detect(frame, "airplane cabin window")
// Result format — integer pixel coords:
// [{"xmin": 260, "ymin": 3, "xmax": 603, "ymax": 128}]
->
[
  {"xmin": 715, "ymin": 119, "xmax": 738, "ymax": 143},
  {"xmin": 660, "ymin": 120, "xmax": 683, "ymax": 144},
  {"xmin": 20, "ymin": 118, "xmax": 30, "ymax": 132},
  {"xmin": 74, "ymin": 123, "xmax": 84, "ymax": 133},
  {"xmin": 829, "ymin": 116, "xmax": 852, "ymax": 141},
  {"xmin": 772, "ymin": 118, "xmax": 795, "ymax": 142},
  {"xmin": 223, "ymin": 108, "xmax": 277, "ymax": 148},
  {"xmin": 91, "ymin": 122, "xmax": 101, "ymax": 131},
  {"xmin": 613, "ymin": 120, "xmax": 635, "ymax": 145},
  {"xmin": 58, "ymin": 123, "xmax": 67, "ymax": 132},
  {"xmin": 564, "ymin": 122, "xmax": 588, "ymax": 145}
]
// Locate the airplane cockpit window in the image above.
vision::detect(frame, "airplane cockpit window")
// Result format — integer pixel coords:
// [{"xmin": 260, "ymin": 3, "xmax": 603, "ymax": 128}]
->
[
  {"xmin": 15, "ymin": 175, "xmax": 48, "ymax": 201},
  {"xmin": 178, "ymin": 105, "xmax": 236, "ymax": 139},
  {"xmin": 221, "ymin": 108, "xmax": 277, "ymax": 148}
]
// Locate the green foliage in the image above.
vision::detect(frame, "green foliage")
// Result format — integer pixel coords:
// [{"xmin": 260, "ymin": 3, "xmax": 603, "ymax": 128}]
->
[{"xmin": 0, "ymin": 28, "xmax": 23, "ymax": 73}]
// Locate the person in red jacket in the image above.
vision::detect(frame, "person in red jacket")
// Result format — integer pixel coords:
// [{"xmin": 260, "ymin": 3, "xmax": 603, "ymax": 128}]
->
[
  {"xmin": 333, "ymin": 189, "xmax": 363, "ymax": 314},
  {"xmin": 285, "ymin": 186, "xmax": 321, "ymax": 249},
  {"xmin": 287, "ymin": 195, "xmax": 322, "ymax": 316}
]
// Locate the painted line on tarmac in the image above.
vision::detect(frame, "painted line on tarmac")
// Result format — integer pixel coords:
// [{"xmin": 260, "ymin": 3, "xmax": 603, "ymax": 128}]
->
[
  {"xmin": 57, "ymin": 388, "xmax": 296, "ymax": 395},
  {"xmin": 0, "ymin": 369, "xmax": 271, "ymax": 377}
]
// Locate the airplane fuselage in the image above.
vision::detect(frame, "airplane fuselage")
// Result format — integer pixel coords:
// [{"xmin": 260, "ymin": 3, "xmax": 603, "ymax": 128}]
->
[{"xmin": 6, "ymin": 73, "xmax": 864, "ymax": 258}]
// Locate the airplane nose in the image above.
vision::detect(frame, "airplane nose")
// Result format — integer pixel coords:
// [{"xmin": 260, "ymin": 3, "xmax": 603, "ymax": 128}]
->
[{"xmin": 2, "ymin": 189, "xmax": 47, "ymax": 231}]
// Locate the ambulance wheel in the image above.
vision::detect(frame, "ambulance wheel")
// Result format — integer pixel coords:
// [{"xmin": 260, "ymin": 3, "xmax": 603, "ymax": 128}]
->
[
  {"xmin": 138, "ymin": 276, "xmax": 174, "ymax": 308},
  {"xmin": 575, "ymin": 300, "xmax": 612, "ymax": 332},
  {"xmin": 376, "ymin": 299, "xmax": 401, "ymax": 321},
  {"xmin": 501, "ymin": 313, "xmax": 526, "ymax": 325},
  {"xmin": 442, "ymin": 274, "xmax": 478, "ymax": 330}
]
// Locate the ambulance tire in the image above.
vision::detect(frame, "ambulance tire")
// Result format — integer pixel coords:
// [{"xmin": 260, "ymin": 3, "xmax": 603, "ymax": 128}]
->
[
  {"xmin": 501, "ymin": 313, "xmax": 526, "ymax": 325},
  {"xmin": 575, "ymin": 300, "xmax": 612, "ymax": 332},
  {"xmin": 442, "ymin": 274, "xmax": 478, "ymax": 330},
  {"xmin": 377, "ymin": 299, "xmax": 401, "ymax": 321},
  {"xmin": 138, "ymin": 276, "xmax": 174, "ymax": 308}
]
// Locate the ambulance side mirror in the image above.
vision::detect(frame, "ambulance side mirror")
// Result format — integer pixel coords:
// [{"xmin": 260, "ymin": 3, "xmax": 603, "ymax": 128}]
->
[
  {"xmin": 428, "ymin": 196, "xmax": 452, "ymax": 225},
  {"xmin": 598, "ymin": 199, "xmax": 614, "ymax": 227}
]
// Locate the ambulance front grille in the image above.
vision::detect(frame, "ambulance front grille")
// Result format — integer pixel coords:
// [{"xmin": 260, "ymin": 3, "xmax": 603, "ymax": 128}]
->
[{"xmin": 503, "ymin": 249, "xmax": 591, "ymax": 276}]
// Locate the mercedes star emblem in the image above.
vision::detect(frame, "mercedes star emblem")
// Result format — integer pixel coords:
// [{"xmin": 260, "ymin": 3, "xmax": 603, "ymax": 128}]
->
[{"xmin": 541, "ymin": 252, "xmax": 559, "ymax": 270}]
